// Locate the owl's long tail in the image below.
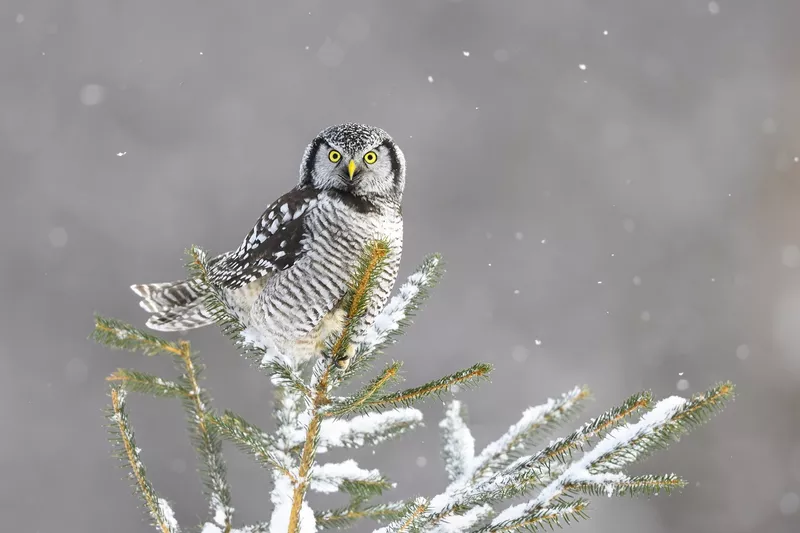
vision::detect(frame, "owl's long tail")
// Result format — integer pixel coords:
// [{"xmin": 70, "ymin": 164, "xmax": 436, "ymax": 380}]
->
[{"xmin": 130, "ymin": 280, "xmax": 215, "ymax": 331}]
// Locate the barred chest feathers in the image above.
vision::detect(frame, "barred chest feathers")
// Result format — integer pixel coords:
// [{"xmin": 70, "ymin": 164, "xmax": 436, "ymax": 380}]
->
[{"xmin": 242, "ymin": 192, "xmax": 403, "ymax": 362}]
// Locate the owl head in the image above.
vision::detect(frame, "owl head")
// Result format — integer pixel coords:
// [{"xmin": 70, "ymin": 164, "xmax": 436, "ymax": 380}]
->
[{"xmin": 299, "ymin": 123, "xmax": 406, "ymax": 203}]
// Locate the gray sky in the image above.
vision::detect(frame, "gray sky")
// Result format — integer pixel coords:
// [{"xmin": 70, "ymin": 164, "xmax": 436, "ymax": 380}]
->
[{"xmin": 2, "ymin": 1, "xmax": 800, "ymax": 532}]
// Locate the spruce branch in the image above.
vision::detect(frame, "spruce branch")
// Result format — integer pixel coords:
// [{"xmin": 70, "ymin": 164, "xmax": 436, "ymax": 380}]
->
[
  {"xmin": 595, "ymin": 382, "xmax": 733, "ymax": 471},
  {"xmin": 315, "ymin": 502, "xmax": 408, "ymax": 530},
  {"xmin": 484, "ymin": 383, "xmax": 734, "ymax": 532},
  {"xmin": 346, "ymin": 253, "xmax": 443, "ymax": 377},
  {"xmin": 172, "ymin": 341, "xmax": 233, "ymax": 531},
  {"xmin": 470, "ymin": 386, "xmax": 590, "ymax": 482},
  {"xmin": 310, "ymin": 460, "xmax": 392, "ymax": 501},
  {"xmin": 262, "ymin": 359, "xmax": 312, "ymax": 399},
  {"xmin": 323, "ymin": 361, "xmax": 403, "ymax": 417},
  {"xmin": 96, "ymin": 313, "xmax": 232, "ymax": 530},
  {"xmin": 210, "ymin": 411, "xmax": 294, "ymax": 481},
  {"xmin": 286, "ymin": 361, "xmax": 330, "ymax": 533},
  {"xmin": 439, "ymin": 400, "xmax": 475, "ymax": 482},
  {"xmin": 106, "ymin": 369, "xmax": 190, "ymax": 398},
  {"xmin": 281, "ymin": 241, "xmax": 399, "ymax": 530},
  {"xmin": 567, "ymin": 473, "xmax": 685, "ymax": 497},
  {"xmin": 292, "ymin": 407, "xmax": 423, "ymax": 453},
  {"xmin": 96, "ymin": 235, "xmax": 735, "ymax": 533},
  {"xmin": 327, "ymin": 239, "xmax": 391, "ymax": 366},
  {"xmin": 473, "ymin": 500, "xmax": 589, "ymax": 533},
  {"xmin": 92, "ymin": 315, "xmax": 182, "ymax": 356},
  {"xmin": 335, "ymin": 363, "xmax": 492, "ymax": 415},
  {"xmin": 374, "ymin": 498, "xmax": 431, "ymax": 533},
  {"xmin": 471, "ymin": 389, "xmax": 653, "ymax": 500},
  {"xmin": 359, "ymin": 253, "xmax": 443, "ymax": 353},
  {"xmin": 107, "ymin": 387, "xmax": 181, "ymax": 533}
]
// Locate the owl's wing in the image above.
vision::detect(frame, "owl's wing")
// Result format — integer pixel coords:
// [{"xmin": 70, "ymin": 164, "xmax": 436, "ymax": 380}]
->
[{"xmin": 208, "ymin": 187, "xmax": 320, "ymax": 290}]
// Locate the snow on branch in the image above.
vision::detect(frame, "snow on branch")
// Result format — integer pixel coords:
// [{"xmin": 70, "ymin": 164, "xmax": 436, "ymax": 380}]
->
[
  {"xmin": 92, "ymin": 315, "xmax": 183, "ymax": 357},
  {"xmin": 439, "ymin": 400, "xmax": 475, "ymax": 482},
  {"xmin": 94, "ymin": 239, "xmax": 733, "ymax": 533},
  {"xmin": 291, "ymin": 407, "xmax": 423, "ymax": 453},
  {"xmin": 356, "ymin": 253, "xmax": 443, "ymax": 356},
  {"xmin": 310, "ymin": 460, "xmax": 392, "ymax": 501},
  {"xmin": 470, "ymin": 386, "xmax": 590, "ymax": 482},
  {"xmin": 107, "ymin": 388, "xmax": 181, "ymax": 533},
  {"xmin": 315, "ymin": 501, "xmax": 408, "ymax": 530},
  {"xmin": 106, "ymin": 369, "xmax": 190, "ymax": 398},
  {"xmin": 485, "ymin": 384, "xmax": 733, "ymax": 532},
  {"xmin": 373, "ymin": 498, "xmax": 431, "ymax": 533}
]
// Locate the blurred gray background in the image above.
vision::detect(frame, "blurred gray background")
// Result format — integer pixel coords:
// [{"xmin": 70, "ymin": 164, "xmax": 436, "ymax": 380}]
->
[{"xmin": 2, "ymin": 0, "xmax": 799, "ymax": 531}]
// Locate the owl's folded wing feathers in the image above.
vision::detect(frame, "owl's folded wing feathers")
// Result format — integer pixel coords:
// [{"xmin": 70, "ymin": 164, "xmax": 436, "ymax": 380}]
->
[{"xmin": 208, "ymin": 187, "xmax": 320, "ymax": 290}]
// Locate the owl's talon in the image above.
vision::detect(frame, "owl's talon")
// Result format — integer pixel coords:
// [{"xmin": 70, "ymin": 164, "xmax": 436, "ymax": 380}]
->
[{"xmin": 332, "ymin": 344, "xmax": 357, "ymax": 370}]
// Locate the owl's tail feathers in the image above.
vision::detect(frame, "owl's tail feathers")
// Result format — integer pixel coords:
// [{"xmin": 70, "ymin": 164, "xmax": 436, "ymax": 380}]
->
[{"xmin": 130, "ymin": 280, "xmax": 215, "ymax": 332}]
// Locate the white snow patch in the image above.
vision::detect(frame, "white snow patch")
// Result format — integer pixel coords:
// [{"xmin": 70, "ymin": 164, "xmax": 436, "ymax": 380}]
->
[
  {"xmin": 301, "ymin": 408, "xmax": 422, "ymax": 451},
  {"xmin": 439, "ymin": 401, "xmax": 475, "ymax": 478},
  {"xmin": 311, "ymin": 459, "xmax": 381, "ymax": 493},
  {"xmin": 492, "ymin": 395, "xmax": 687, "ymax": 526},
  {"xmin": 430, "ymin": 504, "xmax": 492, "ymax": 532},
  {"xmin": 269, "ymin": 475, "xmax": 315, "ymax": 533},
  {"xmin": 158, "ymin": 498, "xmax": 179, "ymax": 531},
  {"xmin": 358, "ymin": 259, "xmax": 438, "ymax": 352},
  {"xmin": 473, "ymin": 387, "xmax": 583, "ymax": 477}
]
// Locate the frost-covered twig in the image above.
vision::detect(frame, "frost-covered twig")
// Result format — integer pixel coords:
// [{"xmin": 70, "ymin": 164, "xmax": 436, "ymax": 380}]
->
[
  {"xmin": 106, "ymin": 369, "xmax": 189, "ymax": 398},
  {"xmin": 374, "ymin": 498, "xmax": 431, "ymax": 533},
  {"xmin": 311, "ymin": 459, "xmax": 392, "ymax": 501},
  {"xmin": 314, "ymin": 501, "xmax": 408, "ymax": 530},
  {"xmin": 95, "ymin": 313, "xmax": 235, "ymax": 531},
  {"xmin": 92, "ymin": 315, "xmax": 183, "ymax": 356},
  {"xmin": 108, "ymin": 388, "xmax": 181, "ymax": 533},
  {"xmin": 356, "ymin": 254, "xmax": 442, "ymax": 354},
  {"xmin": 424, "ymin": 387, "xmax": 590, "ymax": 527},
  {"xmin": 95, "ymin": 240, "xmax": 732, "ymax": 533},
  {"xmin": 173, "ymin": 341, "xmax": 234, "ymax": 531},
  {"xmin": 470, "ymin": 386, "xmax": 590, "ymax": 482},
  {"xmin": 439, "ymin": 400, "xmax": 475, "ymax": 482},
  {"xmin": 291, "ymin": 407, "xmax": 423, "ymax": 453},
  {"xmin": 328, "ymin": 363, "xmax": 492, "ymax": 418}
]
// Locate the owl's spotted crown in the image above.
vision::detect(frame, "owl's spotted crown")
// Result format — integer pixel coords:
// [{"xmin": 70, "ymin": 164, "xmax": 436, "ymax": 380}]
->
[{"xmin": 319, "ymin": 123, "xmax": 391, "ymax": 153}]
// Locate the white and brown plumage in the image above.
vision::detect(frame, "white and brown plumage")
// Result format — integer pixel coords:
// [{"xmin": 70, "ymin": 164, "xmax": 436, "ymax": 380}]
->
[{"xmin": 131, "ymin": 123, "xmax": 406, "ymax": 365}]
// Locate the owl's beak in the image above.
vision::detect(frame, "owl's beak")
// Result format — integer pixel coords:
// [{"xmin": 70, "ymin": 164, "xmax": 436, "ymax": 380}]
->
[{"xmin": 347, "ymin": 159, "xmax": 357, "ymax": 180}]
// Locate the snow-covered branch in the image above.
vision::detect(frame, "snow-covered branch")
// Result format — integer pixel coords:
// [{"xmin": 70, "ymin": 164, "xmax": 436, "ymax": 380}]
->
[
  {"xmin": 93, "ymin": 242, "xmax": 733, "ymax": 533},
  {"xmin": 108, "ymin": 388, "xmax": 182, "ymax": 533}
]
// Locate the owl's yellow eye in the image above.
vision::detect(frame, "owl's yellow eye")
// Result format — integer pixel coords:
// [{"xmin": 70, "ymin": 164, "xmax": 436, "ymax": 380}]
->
[
  {"xmin": 328, "ymin": 150, "xmax": 342, "ymax": 163},
  {"xmin": 363, "ymin": 151, "xmax": 378, "ymax": 165}
]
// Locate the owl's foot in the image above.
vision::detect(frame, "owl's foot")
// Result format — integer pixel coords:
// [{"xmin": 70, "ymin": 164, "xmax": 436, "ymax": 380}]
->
[{"xmin": 334, "ymin": 344, "xmax": 358, "ymax": 370}]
